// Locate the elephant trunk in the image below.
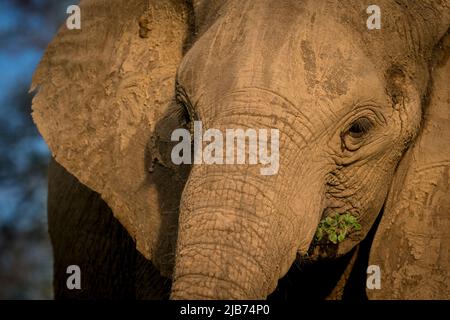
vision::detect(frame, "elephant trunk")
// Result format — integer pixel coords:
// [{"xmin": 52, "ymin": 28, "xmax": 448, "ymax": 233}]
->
[{"xmin": 170, "ymin": 164, "xmax": 320, "ymax": 299}]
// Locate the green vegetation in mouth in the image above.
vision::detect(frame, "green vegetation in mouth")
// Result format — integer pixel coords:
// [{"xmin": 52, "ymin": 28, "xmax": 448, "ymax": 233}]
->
[{"xmin": 315, "ymin": 213, "xmax": 362, "ymax": 244}]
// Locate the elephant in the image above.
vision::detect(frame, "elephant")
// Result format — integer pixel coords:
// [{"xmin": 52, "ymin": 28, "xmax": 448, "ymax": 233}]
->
[{"xmin": 30, "ymin": 0, "xmax": 450, "ymax": 300}]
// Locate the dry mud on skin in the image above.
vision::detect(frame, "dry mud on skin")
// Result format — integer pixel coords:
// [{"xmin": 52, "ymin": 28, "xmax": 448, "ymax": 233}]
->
[{"xmin": 32, "ymin": 0, "xmax": 450, "ymax": 299}]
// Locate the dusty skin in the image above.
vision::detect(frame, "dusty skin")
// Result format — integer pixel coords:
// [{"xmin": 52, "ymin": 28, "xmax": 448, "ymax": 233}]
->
[{"xmin": 31, "ymin": 0, "xmax": 449, "ymax": 299}]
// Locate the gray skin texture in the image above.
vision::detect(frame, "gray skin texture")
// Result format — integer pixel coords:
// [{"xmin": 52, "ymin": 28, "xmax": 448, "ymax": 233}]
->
[{"xmin": 32, "ymin": 0, "xmax": 450, "ymax": 299}]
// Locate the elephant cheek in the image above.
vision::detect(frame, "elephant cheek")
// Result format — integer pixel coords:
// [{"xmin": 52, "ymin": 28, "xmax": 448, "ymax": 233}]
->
[{"xmin": 170, "ymin": 166, "xmax": 306, "ymax": 300}]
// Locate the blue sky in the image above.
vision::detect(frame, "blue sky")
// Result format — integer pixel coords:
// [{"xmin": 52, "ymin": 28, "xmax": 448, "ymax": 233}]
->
[
  {"xmin": 0, "ymin": 50, "xmax": 42, "ymax": 101},
  {"xmin": 0, "ymin": 0, "xmax": 64, "ymax": 100},
  {"xmin": 0, "ymin": 0, "xmax": 74, "ymax": 223},
  {"xmin": 0, "ymin": 0, "xmax": 78, "ymax": 299}
]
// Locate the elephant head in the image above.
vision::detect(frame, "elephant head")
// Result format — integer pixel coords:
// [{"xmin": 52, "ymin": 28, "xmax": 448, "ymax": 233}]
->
[{"xmin": 31, "ymin": 0, "xmax": 450, "ymax": 299}]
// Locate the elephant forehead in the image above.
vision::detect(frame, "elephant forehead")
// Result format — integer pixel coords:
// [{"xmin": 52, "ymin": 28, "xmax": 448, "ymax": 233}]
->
[{"xmin": 178, "ymin": 3, "xmax": 386, "ymax": 124}]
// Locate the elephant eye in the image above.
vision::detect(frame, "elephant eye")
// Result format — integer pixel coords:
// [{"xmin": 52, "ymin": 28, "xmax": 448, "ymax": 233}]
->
[
  {"xmin": 341, "ymin": 117, "xmax": 374, "ymax": 151},
  {"xmin": 174, "ymin": 98, "xmax": 192, "ymax": 127},
  {"xmin": 347, "ymin": 117, "xmax": 373, "ymax": 138},
  {"xmin": 175, "ymin": 83, "xmax": 197, "ymax": 128}
]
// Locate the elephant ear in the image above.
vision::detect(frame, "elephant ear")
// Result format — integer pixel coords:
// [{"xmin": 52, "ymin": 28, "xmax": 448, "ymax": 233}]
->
[
  {"xmin": 368, "ymin": 32, "xmax": 450, "ymax": 299},
  {"xmin": 31, "ymin": 0, "xmax": 192, "ymax": 276}
]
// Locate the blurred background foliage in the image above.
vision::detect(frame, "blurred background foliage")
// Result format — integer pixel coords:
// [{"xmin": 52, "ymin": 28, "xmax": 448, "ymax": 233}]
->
[{"xmin": 0, "ymin": 0, "xmax": 76, "ymax": 299}]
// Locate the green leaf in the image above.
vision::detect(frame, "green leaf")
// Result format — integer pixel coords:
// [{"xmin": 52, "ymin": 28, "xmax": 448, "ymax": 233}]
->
[
  {"xmin": 317, "ymin": 213, "xmax": 361, "ymax": 244},
  {"xmin": 345, "ymin": 213, "xmax": 356, "ymax": 224},
  {"xmin": 338, "ymin": 230, "xmax": 347, "ymax": 242},
  {"xmin": 329, "ymin": 233, "xmax": 338, "ymax": 244},
  {"xmin": 315, "ymin": 228, "xmax": 323, "ymax": 241}
]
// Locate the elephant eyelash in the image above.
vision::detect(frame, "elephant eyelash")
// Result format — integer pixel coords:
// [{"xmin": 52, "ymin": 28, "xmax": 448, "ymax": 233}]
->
[
  {"xmin": 175, "ymin": 83, "xmax": 197, "ymax": 127},
  {"xmin": 173, "ymin": 100, "xmax": 191, "ymax": 127}
]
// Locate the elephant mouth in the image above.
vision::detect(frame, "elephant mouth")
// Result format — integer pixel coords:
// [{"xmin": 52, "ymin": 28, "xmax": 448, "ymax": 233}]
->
[
  {"xmin": 267, "ymin": 248, "xmax": 364, "ymax": 300},
  {"xmin": 269, "ymin": 212, "xmax": 384, "ymax": 300},
  {"xmin": 305, "ymin": 209, "xmax": 365, "ymax": 261}
]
